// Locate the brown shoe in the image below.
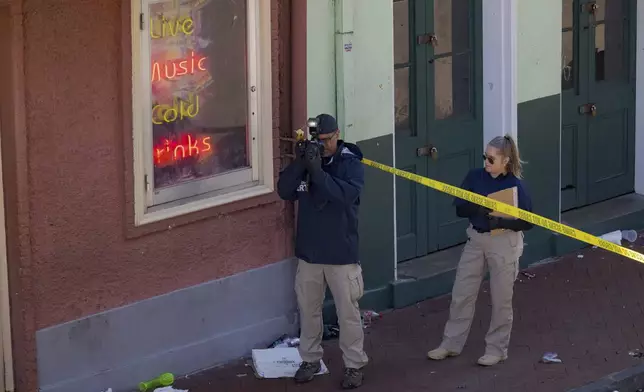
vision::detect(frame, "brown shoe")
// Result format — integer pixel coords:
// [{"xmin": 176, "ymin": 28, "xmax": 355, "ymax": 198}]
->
[
  {"xmin": 341, "ymin": 367, "xmax": 363, "ymax": 389},
  {"xmin": 294, "ymin": 361, "xmax": 321, "ymax": 383}
]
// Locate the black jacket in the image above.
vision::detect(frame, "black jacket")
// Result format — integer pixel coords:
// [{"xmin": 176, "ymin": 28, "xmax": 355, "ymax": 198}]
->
[{"xmin": 277, "ymin": 141, "xmax": 364, "ymax": 265}]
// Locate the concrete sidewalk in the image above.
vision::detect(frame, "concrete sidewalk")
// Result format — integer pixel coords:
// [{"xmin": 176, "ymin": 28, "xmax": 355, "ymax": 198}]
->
[{"xmin": 178, "ymin": 233, "xmax": 644, "ymax": 392}]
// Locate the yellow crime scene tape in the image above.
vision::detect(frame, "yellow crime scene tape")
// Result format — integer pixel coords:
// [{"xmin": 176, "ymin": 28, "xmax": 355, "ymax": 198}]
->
[{"xmin": 361, "ymin": 158, "xmax": 644, "ymax": 264}]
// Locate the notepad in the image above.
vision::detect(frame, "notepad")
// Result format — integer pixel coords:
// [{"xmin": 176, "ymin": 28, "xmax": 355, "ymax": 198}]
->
[{"xmin": 487, "ymin": 186, "xmax": 518, "ymax": 235}]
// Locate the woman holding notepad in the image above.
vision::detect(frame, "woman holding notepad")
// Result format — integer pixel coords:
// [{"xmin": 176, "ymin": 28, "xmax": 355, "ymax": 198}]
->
[{"xmin": 427, "ymin": 135, "xmax": 534, "ymax": 367}]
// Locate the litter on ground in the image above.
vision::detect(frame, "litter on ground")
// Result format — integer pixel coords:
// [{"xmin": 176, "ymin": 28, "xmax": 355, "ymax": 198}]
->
[{"xmin": 251, "ymin": 347, "xmax": 329, "ymax": 379}]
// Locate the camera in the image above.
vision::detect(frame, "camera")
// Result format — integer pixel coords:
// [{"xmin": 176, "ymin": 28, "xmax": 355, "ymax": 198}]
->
[{"xmin": 295, "ymin": 117, "xmax": 325, "ymax": 159}]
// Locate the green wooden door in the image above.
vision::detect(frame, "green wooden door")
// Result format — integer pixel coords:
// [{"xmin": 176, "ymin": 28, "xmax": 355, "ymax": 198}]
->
[
  {"xmin": 394, "ymin": 0, "xmax": 483, "ymax": 262},
  {"xmin": 561, "ymin": 0, "xmax": 636, "ymax": 211}
]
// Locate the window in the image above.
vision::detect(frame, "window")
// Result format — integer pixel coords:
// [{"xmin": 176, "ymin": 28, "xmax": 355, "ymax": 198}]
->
[{"xmin": 131, "ymin": 0, "xmax": 273, "ymax": 225}]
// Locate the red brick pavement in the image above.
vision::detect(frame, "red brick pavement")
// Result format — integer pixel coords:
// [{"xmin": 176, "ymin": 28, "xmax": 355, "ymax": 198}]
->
[{"xmin": 178, "ymin": 233, "xmax": 644, "ymax": 392}]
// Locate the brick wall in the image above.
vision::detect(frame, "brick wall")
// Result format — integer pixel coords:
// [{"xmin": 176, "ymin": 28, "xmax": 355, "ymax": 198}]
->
[{"xmin": 2, "ymin": 0, "xmax": 294, "ymax": 389}]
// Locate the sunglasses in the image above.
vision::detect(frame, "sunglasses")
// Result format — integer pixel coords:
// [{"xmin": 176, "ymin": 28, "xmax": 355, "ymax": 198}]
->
[{"xmin": 483, "ymin": 154, "xmax": 495, "ymax": 165}]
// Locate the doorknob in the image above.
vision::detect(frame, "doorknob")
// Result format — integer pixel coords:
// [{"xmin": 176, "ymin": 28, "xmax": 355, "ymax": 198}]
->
[
  {"xmin": 587, "ymin": 2, "xmax": 599, "ymax": 15},
  {"xmin": 430, "ymin": 146, "xmax": 438, "ymax": 159},
  {"xmin": 578, "ymin": 103, "xmax": 597, "ymax": 116},
  {"xmin": 417, "ymin": 145, "xmax": 439, "ymax": 160},
  {"xmin": 417, "ymin": 33, "xmax": 438, "ymax": 47}
]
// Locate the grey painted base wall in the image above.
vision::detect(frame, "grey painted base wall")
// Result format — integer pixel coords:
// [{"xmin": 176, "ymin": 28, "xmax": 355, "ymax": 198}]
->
[{"xmin": 36, "ymin": 258, "xmax": 299, "ymax": 392}]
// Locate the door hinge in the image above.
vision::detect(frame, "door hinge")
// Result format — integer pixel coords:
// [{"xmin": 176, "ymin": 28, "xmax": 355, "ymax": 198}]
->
[
  {"xmin": 140, "ymin": 13, "xmax": 144, "ymax": 31},
  {"xmin": 144, "ymin": 174, "xmax": 150, "ymax": 191}
]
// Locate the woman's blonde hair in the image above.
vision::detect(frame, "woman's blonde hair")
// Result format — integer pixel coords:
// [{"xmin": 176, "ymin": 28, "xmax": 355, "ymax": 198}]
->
[{"xmin": 488, "ymin": 134, "xmax": 525, "ymax": 179}]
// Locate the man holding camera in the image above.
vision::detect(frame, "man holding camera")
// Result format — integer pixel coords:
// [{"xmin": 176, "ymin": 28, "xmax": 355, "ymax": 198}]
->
[{"xmin": 277, "ymin": 114, "xmax": 368, "ymax": 389}]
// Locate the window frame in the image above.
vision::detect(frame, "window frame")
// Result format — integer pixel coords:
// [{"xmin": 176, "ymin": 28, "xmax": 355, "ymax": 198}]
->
[{"xmin": 130, "ymin": 0, "xmax": 274, "ymax": 226}]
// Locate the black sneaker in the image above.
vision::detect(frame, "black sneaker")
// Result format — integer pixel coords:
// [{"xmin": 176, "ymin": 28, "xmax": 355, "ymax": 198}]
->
[
  {"xmin": 294, "ymin": 361, "xmax": 321, "ymax": 383},
  {"xmin": 341, "ymin": 367, "xmax": 363, "ymax": 389}
]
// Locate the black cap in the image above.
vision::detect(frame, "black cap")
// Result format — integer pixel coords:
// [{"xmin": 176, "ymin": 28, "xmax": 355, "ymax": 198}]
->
[{"xmin": 315, "ymin": 114, "xmax": 339, "ymax": 135}]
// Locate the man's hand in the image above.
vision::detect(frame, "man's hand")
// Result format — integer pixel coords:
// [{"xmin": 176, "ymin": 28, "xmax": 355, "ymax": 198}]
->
[
  {"xmin": 304, "ymin": 143, "xmax": 322, "ymax": 175},
  {"xmin": 295, "ymin": 140, "xmax": 307, "ymax": 161}
]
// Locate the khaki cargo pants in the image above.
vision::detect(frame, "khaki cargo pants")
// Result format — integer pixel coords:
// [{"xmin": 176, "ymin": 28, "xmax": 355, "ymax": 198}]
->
[
  {"xmin": 440, "ymin": 226, "xmax": 524, "ymax": 358},
  {"xmin": 295, "ymin": 259, "xmax": 369, "ymax": 369}
]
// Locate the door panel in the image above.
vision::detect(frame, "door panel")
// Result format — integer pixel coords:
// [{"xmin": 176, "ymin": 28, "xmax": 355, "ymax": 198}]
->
[
  {"xmin": 586, "ymin": 0, "xmax": 635, "ymax": 204},
  {"xmin": 587, "ymin": 109, "xmax": 631, "ymax": 202},
  {"xmin": 427, "ymin": 0, "xmax": 482, "ymax": 251},
  {"xmin": 434, "ymin": 149, "xmax": 476, "ymax": 248},
  {"xmin": 395, "ymin": 163, "xmax": 428, "ymax": 261},
  {"xmin": 561, "ymin": 124, "xmax": 580, "ymax": 210},
  {"xmin": 394, "ymin": 0, "xmax": 482, "ymax": 261},
  {"xmin": 560, "ymin": 0, "xmax": 635, "ymax": 211},
  {"xmin": 561, "ymin": 0, "xmax": 591, "ymax": 210},
  {"xmin": 395, "ymin": 0, "xmax": 430, "ymax": 261}
]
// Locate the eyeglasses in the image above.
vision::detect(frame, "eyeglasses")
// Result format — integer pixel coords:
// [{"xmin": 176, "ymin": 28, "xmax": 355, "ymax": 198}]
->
[
  {"xmin": 483, "ymin": 154, "xmax": 495, "ymax": 164},
  {"xmin": 318, "ymin": 132, "xmax": 338, "ymax": 142}
]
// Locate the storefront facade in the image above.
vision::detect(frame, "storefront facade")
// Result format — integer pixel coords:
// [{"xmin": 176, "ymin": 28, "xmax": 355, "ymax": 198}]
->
[
  {"xmin": 1, "ymin": 0, "xmax": 644, "ymax": 391},
  {"xmin": 308, "ymin": 0, "xmax": 644, "ymax": 316},
  {"xmin": 0, "ymin": 0, "xmax": 305, "ymax": 391}
]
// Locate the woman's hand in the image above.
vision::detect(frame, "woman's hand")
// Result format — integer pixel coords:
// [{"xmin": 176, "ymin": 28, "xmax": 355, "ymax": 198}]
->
[
  {"xmin": 488, "ymin": 216, "xmax": 532, "ymax": 232},
  {"xmin": 487, "ymin": 216, "xmax": 502, "ymax": 230}
]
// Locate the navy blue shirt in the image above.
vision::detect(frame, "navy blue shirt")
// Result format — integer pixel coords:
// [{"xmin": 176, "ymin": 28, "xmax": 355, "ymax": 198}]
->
[
  {"xmin": 277, "ymin": 141, "xmax": 364, "ymax": 265},
  {"xmin": 453, "ymin": 168, "xmax": 533, "ymax": 232}
]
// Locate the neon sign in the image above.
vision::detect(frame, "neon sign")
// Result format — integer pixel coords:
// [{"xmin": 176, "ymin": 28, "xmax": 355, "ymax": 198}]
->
[
  {"xmin": 152, "ymin": 93, "xmax": 199, "ymax": 125},
  {"xmin": 151, "ymin": 51, "xmax": 207, "ymax": 82},
  {"xmin": 153, "ymin": 134, "xmax": 213, "ymax": 167},
  {"xmin": 150, "ymin": 15, "xmax": 195, "ymax": 39}
]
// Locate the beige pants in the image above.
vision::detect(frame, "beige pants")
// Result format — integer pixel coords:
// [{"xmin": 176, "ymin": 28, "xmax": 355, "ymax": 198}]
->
[
  {"xmin": 440, "ymin": 226, "xmax": 524, "ymax": 358},
  {"xmin": 295, "ymin": 259, "xmax": 369, "ymax": 369}
]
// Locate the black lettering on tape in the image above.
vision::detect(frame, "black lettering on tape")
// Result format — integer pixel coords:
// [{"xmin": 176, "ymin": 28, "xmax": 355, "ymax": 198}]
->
[{"xmin": 362, "ymin": 159, "xmax": 644, "ymax": 264}]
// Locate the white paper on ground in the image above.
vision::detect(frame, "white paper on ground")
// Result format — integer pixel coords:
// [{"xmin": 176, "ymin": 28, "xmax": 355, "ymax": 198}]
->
[
  {"xmin": 251, "ymin": 347, "xmax": 329, "ymax": 379},
  {"xmin": 153, "ymin": 387, "xmax": 188, "ymax": 392}
]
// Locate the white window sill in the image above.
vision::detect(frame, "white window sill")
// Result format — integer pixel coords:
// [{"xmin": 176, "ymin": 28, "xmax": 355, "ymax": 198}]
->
[{"xmin": 136, "ymin": 182, "xmax": 274, "ymax": 226}]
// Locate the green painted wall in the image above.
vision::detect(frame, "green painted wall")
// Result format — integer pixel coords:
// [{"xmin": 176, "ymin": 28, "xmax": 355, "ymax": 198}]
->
[
  {"xmin": 345, "ymin": 0, "xmax": 395, "ymax": 143},
  {"xmin": 307, "ymin": 0, "xmax": 396, "ymax": 317},
  {"xmin": 340, "ymin": 0, "xmax": 396, "ymax": 297},
  {"xmin": 306, "ymin": 0, "xmax": 336, "ymax": 118},
  {"xmin": 306, "ymin": 0, "xmax": 394, "ymax": 143},
  {"xmin": 517, "ymin": 0, "xmax": 562, "ymax": 104},
  {"xmin": 517, "ymin": 0, "xmax": 562, "ymax": 263}
]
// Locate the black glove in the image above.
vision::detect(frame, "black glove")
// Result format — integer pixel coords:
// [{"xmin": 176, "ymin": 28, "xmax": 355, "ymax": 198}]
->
[
  {"xmin": 478, "ymin": 205, "xmax": 493, "ymax": 216},
  {"xmin": 303, "ymin": 143, "xmax": 322, "ymax": 175},
  {"xmin": 488, "ymin": 215, "xmax": 532, "ymax": 232},
  {"xmin": 455, "ymin": 203, "xmax": 493, "ymax": 219},
  {"xmin": 295, "ymin": 140, "xmax": 307, "ymax": 161},
  {"xmin": 488, "ymin": 215, "xmax": 515, "ymax": 230},
  {"xmin": 487, "ymin": 215, "xmax": 502, "ymax": 230}
]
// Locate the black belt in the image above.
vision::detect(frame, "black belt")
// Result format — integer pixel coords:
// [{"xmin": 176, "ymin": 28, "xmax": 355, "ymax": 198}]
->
[{"xmin": 473, "ymin": 226, "xmax": 490, "ymax": 234}]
